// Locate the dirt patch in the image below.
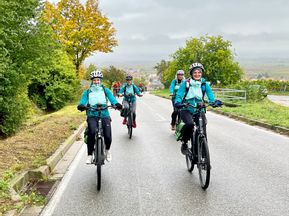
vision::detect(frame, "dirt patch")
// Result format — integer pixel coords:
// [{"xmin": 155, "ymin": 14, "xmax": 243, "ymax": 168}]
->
[{"xmin": 0, "ymin": 105, "xmax": 85, "ymax": 177}]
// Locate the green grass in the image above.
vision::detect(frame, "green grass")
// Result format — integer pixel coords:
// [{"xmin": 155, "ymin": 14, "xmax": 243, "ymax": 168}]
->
[
  {"xmin": 268, "ymin": 91, "xmax": 289, "ymax": 96},
  {"xmin": 150, "ymin": 89, "xmax": 170, "ymax": 99},
  {"xmin": 221, "ymin": 99, "xmax": 289, "ymax": 128},
  {"xmin": 0, "ymin": 103, "xmax": 85, "ymax": 215},
  {"xmin": 151, "ymin": 89, "xmax": 289, "ymax": 129}
]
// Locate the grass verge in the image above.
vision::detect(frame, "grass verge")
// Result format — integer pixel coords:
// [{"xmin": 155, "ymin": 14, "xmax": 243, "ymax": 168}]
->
[
  {"xmin": 0, "ymin": 103, "xmax": 85, "ymax": 214},
  {"xmin": 151, "ymin": 89, "xmax": 289, "ymax": 129}
]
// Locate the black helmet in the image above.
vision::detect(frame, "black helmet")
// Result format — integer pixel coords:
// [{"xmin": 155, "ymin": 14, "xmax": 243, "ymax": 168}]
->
[
  {"xmin": 126, "ymin": 75, "xmax": 133, "ymax": 80},
  {"xmin": 189, "ymin": 63, "xmax": 204, "ymax": 75}
]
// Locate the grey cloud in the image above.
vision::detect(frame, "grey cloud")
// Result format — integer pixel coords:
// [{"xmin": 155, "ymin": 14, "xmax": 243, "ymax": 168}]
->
[{"xmin": 48, "ymin": 0, "xmax": 289, "ymax": 64}]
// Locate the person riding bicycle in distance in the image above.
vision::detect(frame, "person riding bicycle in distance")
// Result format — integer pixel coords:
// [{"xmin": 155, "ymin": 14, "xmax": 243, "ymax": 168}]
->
[
  {"xmin": 77, "ymin": 70, "xmax": 122, "ymax": 164},
  {"xmin": 169, "ymin": 70, "xmax": 186, "ymax": 131},
  {"xmin": 174, "ymin": 63, "xmax": 222, "ymax": 155},
  {"xmin": 118, "ymin": 75, "xmax": 143, "ymax": 128}
]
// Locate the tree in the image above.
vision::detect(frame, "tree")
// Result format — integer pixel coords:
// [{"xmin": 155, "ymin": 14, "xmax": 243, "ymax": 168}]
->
[
  {"xmin": 0, "ymin": 0, "xmax": 80, "ymax": 135},
  {"xmin": 0, "ymin": 0, "xmax": 39, "ymax": 135},
  {"xmin": 163, "ymin": 35, "xmax": 243, "ymax": 86},
  {"xmin": 102, "ymin": 66, "xmax": 126, "ymax": 88},
  {"xmin": 43, "ymin": 0, "xmax": 117, "ymax": 76},
  {"xmin": 85, "ymin": 63, "xmax": 98, "ymax": 80},
  {"xmin": 154, "ymin": 60, "xmax": 170, "ymax": 87}
]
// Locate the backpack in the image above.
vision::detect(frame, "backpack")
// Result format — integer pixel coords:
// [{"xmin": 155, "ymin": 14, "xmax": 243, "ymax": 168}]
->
[{"xmin": 183, "ymin": 79, "xmax": 206, "ymax": 102}]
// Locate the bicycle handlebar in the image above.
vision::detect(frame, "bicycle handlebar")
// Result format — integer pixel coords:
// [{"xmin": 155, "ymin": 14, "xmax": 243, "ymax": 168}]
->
[{"xmin": 86, "ymin": 105, "xmax": 116, "ymax": 111}]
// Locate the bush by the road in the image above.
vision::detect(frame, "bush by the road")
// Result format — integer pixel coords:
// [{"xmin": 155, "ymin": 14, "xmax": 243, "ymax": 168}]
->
[
  {"xmin": 226, "ymin": 81, "xmax": 268, "ymax": 101},
  {"xmin": 0, "ymin": 1, "xmax": 79, "ymax": 135}
]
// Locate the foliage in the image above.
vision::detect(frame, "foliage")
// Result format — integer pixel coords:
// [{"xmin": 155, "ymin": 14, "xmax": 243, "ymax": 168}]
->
[
  {"xmin": 43, "ymin": 0, "xmax": 118, "ymax": 75},
  {"xmin": 163, "ymin": 35, "xmax": 244, "ymax": 87},
  {"xmin": 0, "ymin": 0, "xmax": 38, "ymax": 136},
  {"xmin": 28, "ymin": 48, "xmax": 79, "ymax": 111},
  {"xmin": 246, "ymin": 79, "xmax": 289, "ymax": 92},
  {"xmin": 227, "ymin": 82, "xmax": 268, "ymax": 101},
  {"xmin": 102, "ymin": 66, "xmax": 126, "ymax": 88},
  {"xmin": 0, "ymin": 0, "xmax": 80, "ymax": 135},
  {"xmin": 85, "ymin": 63, "xmax": 97, "ymax": 80},
  {"xmin": 154, "ymin": 60, "xmax": 170, "ymax": 87}
]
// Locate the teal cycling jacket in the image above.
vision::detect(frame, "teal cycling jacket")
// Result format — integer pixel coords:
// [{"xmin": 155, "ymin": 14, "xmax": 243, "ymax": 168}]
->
[
  {"xmin": 169, "ymin": 79, "xmax": 185, "ymax": 101},
  {"xmin": 175, "ymin": 78, "xmax": 216, "ymax": 114},
  {"xmin": 118, "ymin": 83, "xmax": 141, "ymax": 103},
  {"xmin": 78, "ymin": 85, "xmax": 118, "ymax": 118}
]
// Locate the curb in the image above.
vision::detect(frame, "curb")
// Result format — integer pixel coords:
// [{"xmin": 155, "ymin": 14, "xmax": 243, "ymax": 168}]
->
[
  {"xmin": 153, "ymin": 93, "xmax": 289, "ymax": 136},
  {"xmin": 9, "ymin": 121, "xmax": 86, "ymax": 199}
]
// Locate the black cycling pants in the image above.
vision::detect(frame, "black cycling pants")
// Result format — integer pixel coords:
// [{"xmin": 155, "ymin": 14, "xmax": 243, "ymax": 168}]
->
[
  {"xmin": 171, "ymin": 99, "xmax": 178, "ymax": 125},
  {"xmin": 87, "ymin": 117, "xmax": 112, "ymax": 155}
]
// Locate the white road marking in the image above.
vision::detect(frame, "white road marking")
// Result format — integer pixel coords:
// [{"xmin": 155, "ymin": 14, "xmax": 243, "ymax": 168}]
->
[
  {"xmin": 40, "ymin": 145, "xmax": 86, "ymax": 216},
  {"xmin": 141, "ymin": 100, "xmax": 167, "ymax": 121}
]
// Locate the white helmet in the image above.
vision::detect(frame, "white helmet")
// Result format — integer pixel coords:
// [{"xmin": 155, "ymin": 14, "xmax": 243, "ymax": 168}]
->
[
  {"xmin": 176, "ymin": 70, "xmax": 185, "ymax": 75},
  {"xmin": 189, "ymin": 63, "xmax": 204, "ymax": 75},
  {"xmin": 90, "ymin": 70, "xmax": 103, "ymax": 80}
]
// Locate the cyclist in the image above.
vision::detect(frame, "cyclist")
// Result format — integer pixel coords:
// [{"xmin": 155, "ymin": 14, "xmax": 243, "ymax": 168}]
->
[
  {"xmin": 169, "ymin": 70, "xmax": 185, "ymax": 130},
  {"xmin": 77, "ymin": 70, "xmax": 122, "ymax": 164},
  {"xmin": 118, "ymin": 75, "xmax": 143, "ymax": 128},
  {"xmin": 174, "ymin": 63, "xmax": 222, "ymax": 154}
]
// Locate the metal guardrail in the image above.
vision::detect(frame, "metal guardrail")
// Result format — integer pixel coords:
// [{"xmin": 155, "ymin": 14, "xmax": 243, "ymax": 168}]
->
[{"xmin": 212, "ymin": 88, "xmax": 247, "ymax": 101}]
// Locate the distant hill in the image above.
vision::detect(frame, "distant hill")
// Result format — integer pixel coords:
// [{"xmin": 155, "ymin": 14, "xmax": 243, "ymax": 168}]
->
[{"xmin": 238, "ymin": 58, "xmax": 289, "ymax": 80}]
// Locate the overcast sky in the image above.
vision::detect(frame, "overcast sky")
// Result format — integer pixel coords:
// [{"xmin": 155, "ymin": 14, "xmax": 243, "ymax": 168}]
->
[{"xmin": 49, "ymin": 0, "xmax": 289, "ymax": 66}]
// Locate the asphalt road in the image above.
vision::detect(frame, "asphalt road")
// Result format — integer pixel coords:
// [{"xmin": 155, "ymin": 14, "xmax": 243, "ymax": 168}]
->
[
  {"xmin": 268, "ymin": 95, "xmax": 289, "ymax": 107},
  {"xmin": 41, "ymin": 93, "xmax": 289, "ymax": 216}
]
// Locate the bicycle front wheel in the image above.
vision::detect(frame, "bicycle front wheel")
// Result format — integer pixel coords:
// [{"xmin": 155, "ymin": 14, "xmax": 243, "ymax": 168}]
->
[
  {"xmin": 197, "ymin": 136, "xmax": 211, "ymax": 190},
  {"xmin": 96, "ymin": 138, "xmax": 103, "ymax": 191}
]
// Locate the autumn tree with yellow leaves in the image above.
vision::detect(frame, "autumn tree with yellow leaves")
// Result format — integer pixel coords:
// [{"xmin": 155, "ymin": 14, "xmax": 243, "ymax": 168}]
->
[{"xmin": 43, "ymin": 0, "xmax": 117, "ymax": 76}]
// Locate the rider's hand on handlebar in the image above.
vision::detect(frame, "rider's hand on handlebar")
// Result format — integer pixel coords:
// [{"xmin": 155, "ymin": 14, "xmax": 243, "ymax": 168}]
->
[
  {"xmin": 118, "ymin": 93, "xmax": 123, "ymax": 97},
  {"xmin": 174, "ymin": 102, "xmax": 183, "ymax": 108},
  {"xmin": 115, "ymin": 103, "xmax": 122, "ymax": 110},
  {"xmin": 77, "ymin": 104, "xmax": 86, "ymax": 112},
  {"xmin": 211, "ymin": 100, "xmax": 223, "ymax": 108}
]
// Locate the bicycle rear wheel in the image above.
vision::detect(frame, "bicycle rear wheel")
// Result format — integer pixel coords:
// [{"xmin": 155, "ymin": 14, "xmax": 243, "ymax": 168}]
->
[
  {"xmin": 197, "ymin": 136, "xmax": 211, "ymax": 190},
  {"xmin": 96, "ymin": 138, "xmax": 103, "ymax": 191},
  {"xmin": 127, "ymin": 113, "xmax": 133, "ymax": 139}
]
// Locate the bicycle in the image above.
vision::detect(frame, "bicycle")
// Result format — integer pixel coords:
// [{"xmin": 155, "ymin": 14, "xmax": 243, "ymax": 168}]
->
[
  {"xmin": 125, "ymin": 94, "xmax": 134, "ymax": 139},
  {"xmin": 178, "ymin": 102, "xmax": 219, "ymax": 190},
  {"xmin": 86, "ymin": 105, "xmax": 115, "ymax": 191}
]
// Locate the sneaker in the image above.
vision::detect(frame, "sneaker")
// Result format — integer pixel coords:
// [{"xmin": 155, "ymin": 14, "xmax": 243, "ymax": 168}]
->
[
  {"xmin": 105, "ymin": 150, "xmax": 112, "ymax": 162},
  {"xmin": 86, "ymin": 155, "xmax": 93, "ymax": 164},
  {"xmin": 132, "ymin": 121, "xmax": 136, "ymax": 128},
  {"xmin": 122, "ymin": 118, "xmax": 127, "ymax": 125},
  {"xmin": 181, "ymin": 143, "xmax": 188, "ymax": 155},
  {"xmin": 171, "ymin": 124, "xmax": 176, "ymax": 131}
]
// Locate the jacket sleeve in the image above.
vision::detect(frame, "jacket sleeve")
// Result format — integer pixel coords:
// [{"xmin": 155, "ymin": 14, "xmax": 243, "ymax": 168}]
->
[
  {"xmin": 174, "ymin": 81, "xmax": 186, "ymax": 104},
  {"xmin": 105, "ymin": 88, "xmax": 118, "ymax": 105},
  {"xmin": 134, "ymin": 85, "xmax": 141, "ymax": 95},
  {"xmin": 169, "ymin": 80, "xmax": 175, "ymax": 94},
  {"xmin": 118, "ymin": 86, "xmax": 125, "ymax": 95},
  {"xmin": 205, "ymin": 82, "xmax": 215, "ymax": 103},
  {"xmin": 79, "ymin": 90, "xmax": 88, "ymax": 106}
]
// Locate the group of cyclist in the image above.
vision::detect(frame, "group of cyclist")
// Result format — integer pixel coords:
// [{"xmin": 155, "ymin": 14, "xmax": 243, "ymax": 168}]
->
[
  {"xmin": 77, "ymin": 62, "xmax": 222, "ymax": 164},
  {"xmin": 77, "ymin": 71, "xmax": 142, "ymax": 164}
]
